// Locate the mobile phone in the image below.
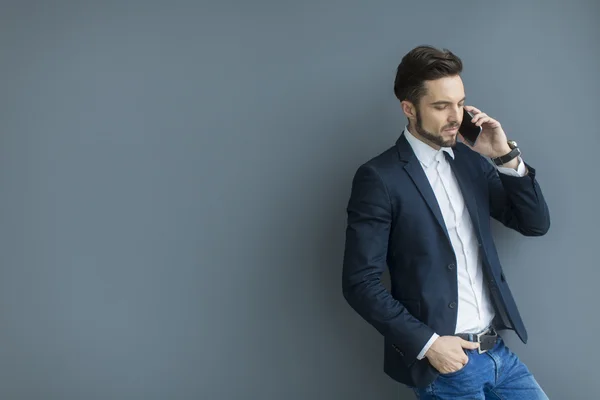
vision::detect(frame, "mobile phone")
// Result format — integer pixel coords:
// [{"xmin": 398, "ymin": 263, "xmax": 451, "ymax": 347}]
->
[{"xmin": 459, "ymin": 109, "xmax": 482, "ymax": 146}]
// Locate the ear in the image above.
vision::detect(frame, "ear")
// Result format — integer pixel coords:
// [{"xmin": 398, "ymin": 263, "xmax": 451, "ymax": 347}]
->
[{"xmin": 401, "ymin": 100, "xmax": 416, "ymax": 120}]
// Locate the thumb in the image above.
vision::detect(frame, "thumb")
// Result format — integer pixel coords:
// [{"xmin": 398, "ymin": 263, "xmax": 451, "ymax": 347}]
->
[{"xmin": 460, "ymin": 339, "xmax": 480, "ymax": 350}]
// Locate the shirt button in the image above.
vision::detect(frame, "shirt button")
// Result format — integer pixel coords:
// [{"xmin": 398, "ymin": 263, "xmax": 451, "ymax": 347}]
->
[
  {"xmin": 449, "ymin": 302, "xmax": 457, "ymax": 309},
  {"xmin": 447, "ymin": 263, "xmax": 455, "ymax": 270}
]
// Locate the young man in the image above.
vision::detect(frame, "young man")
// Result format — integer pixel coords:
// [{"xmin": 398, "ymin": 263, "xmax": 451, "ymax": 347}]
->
[{"xmin": 342, "ymin": 45, "xmax": 550, "ymax": 399}]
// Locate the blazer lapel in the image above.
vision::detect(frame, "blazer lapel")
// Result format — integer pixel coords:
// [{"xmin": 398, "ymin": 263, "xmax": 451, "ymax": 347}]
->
[
  {"xmin": 396, "ymin": 135, "xmax": 451, "ymax": 245},
  {"xmin": 444, "ymin": 151, "xmax": 482, "ymax": 238}
]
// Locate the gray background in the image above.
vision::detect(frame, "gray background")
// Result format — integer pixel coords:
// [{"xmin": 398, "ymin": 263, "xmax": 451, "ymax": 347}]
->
[{"xmin": 0, "ymin": 1, "xmax": 597, "ymax": 399}]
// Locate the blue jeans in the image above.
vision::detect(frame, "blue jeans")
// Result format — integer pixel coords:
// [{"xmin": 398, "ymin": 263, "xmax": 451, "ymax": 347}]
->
[{"xmin": 412, "ymin": 336, "xmax": 549, "ymax": 399}]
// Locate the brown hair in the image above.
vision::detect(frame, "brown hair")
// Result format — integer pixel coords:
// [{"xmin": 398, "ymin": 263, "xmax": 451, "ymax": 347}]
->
[{"xmin": 393, "ymin": 45, "xmax": 463, "ymax": 106}]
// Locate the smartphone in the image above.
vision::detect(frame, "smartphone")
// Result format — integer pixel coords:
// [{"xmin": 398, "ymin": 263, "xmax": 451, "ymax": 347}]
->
[{"xmin": 459, "ymin": 109, "xmax": 482, "ymax": 146}]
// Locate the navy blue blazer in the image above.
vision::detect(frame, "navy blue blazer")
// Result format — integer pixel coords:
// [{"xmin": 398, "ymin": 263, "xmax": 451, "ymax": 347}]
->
[{"xmin": 342, "ymin": 133, "xmax": 550, "ymax": 388}]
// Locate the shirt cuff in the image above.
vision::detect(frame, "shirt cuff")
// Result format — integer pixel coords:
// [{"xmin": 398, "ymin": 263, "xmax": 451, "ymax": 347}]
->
[
  {"xmin": 417, "ymin": 333, "xmax": 440, "ymax": 360},
  {"xmin": 496, "ymin": 156, "xmax": 527, "ymax": 177}
]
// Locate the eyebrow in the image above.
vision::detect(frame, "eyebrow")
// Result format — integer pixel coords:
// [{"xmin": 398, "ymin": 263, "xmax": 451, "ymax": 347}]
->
[{"xmin": 430, "ymin": 97, "xmax": 466, "ymax": 106}]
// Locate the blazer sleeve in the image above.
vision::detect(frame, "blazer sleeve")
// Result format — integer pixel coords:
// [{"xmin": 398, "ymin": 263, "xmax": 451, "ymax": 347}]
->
[
  {"xmin": 481, "ymin": 156, "xmax": 551, "ymax": 236},
  {"xmin": 342, "ymin": 163, "xmax": 435, "ymax": 365}
]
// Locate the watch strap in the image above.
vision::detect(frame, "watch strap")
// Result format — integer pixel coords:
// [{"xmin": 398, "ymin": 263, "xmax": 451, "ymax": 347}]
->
[{"xmin": 492, "ymin": 147, "xmax": 521, "ymax": 166}]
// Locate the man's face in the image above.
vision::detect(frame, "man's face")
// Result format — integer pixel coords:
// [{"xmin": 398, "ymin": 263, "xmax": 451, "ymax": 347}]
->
[{"xmin": 408, "ymin": 75, "xmax": 466, "ymax": 149}]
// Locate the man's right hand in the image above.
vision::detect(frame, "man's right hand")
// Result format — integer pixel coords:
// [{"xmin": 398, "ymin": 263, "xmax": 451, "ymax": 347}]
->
[{"xmin": 425, "ymin": 336, "xmax": 480, "ymax": 374}]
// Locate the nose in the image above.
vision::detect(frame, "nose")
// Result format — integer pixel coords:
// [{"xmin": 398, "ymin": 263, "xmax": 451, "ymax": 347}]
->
[{"xmin": 449, "ymin": 106, "xmax": 461, "ymax": 124}]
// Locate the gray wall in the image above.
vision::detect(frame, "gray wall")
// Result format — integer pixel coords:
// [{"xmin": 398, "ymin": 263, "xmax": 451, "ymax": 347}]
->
[{"xmin": 0, "ymin": 1, "xmax": 597, "ymax": 399}]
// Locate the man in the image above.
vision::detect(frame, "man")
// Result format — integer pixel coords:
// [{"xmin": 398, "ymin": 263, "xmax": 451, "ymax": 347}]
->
[{"xmin": 342, "ymin": 45, "xmax": 550, "ymax": 399}]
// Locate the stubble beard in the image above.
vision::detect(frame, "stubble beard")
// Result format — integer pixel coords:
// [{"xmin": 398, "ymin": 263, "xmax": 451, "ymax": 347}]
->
[{"xmin": 414, "ymin": 109, "xmax": 459, "ymax": 148}]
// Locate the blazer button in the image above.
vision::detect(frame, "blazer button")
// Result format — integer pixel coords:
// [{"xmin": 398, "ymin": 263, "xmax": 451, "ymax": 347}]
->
[
  {"xmin": 447, "ymin": 263, "xmax": 455, "ymax": 270},
  {"xmin": 449, "ymin": 302, "xmax": 456, "ymax": 309}
]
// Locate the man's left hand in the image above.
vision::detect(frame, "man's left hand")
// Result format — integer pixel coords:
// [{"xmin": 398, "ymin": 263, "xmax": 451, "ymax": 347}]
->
[{"xmin": 460, "ymin": 105, "xmax": 513, "ymax": 160}]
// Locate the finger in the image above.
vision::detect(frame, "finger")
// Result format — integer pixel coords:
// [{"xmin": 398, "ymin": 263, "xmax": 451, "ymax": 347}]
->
[
  {"xmin": 472, "ymin": 112, "xmax": 488, "ymax": 123},
  {"xmin": 475, "ymin": 116, "xmax": 492, "ymax": 126},
  {"xmin": 447, "ymin": 363, "xmax": 462, "ymax": 373},
  {"xmin": 475, "ymin": 116, "xmax": 501, "ymax": 128},
  {"xmin": 460, "ymin": 339, "xmax": 480, "ymax": 349},
  {"xmin": 465, "ymin": 105, "xmax": 482, "ymax": 115},
  {"xmin": 440, "ymin": 363, "xmax": 459, "ymax": 374},
  {"xmin": 453, "ymin": 360, "xmax": 466, "ymax": 372}
]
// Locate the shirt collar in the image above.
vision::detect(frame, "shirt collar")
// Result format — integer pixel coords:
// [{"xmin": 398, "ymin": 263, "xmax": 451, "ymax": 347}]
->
[{"xmin": 403, "ymin": 126, "xmax": 454, "ymax": 168}]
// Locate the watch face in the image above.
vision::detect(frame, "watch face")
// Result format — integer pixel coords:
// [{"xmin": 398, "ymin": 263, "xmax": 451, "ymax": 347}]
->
[{"xmin": 508, "ymin": 140, "xmax": 518, "ymax": 149}]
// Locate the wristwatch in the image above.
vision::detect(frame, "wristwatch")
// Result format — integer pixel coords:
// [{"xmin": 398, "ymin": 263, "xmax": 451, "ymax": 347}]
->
[{"xmin": 492, "ymin": 140, "xmax": 521, "ymax": 166}]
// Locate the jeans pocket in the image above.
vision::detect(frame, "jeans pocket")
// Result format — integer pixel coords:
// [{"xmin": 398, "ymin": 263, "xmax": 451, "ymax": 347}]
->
[{"xmin": 438, "ymin": 353, "xmax": 470, "ymax": 378}]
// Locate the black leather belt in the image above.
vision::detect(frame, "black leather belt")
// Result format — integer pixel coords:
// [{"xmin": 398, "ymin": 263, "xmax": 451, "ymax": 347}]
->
[{"xmin": 456, "ymin": 326, "xmax": 498, "ymax": 354}]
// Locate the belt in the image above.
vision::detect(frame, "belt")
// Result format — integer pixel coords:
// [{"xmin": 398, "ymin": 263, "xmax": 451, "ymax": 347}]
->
[{"xmin": 456, "ymin": 326, "xmax": 498, "ymax": 354}]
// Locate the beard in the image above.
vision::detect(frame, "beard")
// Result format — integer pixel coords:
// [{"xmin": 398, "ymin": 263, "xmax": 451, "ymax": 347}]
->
[{"xmin": 414, "ymin": 109, "xmax": 459, "ymax": 148}]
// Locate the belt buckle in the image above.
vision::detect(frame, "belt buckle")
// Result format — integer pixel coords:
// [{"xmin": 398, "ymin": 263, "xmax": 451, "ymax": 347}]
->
[
  {"xmin": 476, "ymin": 327, "xmax": 497, "ymax": 354},
  {"xmin": 476, "ymin": 330, "xmax": 488, "ymax": 354}
]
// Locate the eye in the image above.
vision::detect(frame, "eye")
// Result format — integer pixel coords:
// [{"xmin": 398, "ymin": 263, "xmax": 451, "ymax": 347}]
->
[{"xmin": 434, "ymin": 106, "xmax": 446, "ymax": 110}]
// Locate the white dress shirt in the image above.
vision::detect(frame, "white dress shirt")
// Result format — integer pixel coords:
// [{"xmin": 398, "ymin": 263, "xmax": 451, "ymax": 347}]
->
[{"xmin": 401, "ymin": 127, "xmax": 527, "ymax": 360}]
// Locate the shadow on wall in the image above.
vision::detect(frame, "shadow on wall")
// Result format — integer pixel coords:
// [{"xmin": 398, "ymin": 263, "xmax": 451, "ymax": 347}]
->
[
  {"xmin": 259, "ymin": 69, "xmax": 409, "ymax": 396},
  {"xmin": 306, "ymin": 101, "xmax": 408, "ymax": 397}
]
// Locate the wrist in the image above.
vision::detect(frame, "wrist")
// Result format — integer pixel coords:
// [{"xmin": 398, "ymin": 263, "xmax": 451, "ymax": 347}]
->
[
  {"xmin": 491, "ymin": 140, "xmax": 521, "ymax": 167},
  {"xmin": 490, "ymin": 144, "xmax": 512, "ymax": 159},
  {"xmin": 498, "ymin": 157, "xmax": 520, "ymax": 170},
  {"xmin": 424, "ymin": 335, "xmax": 441, "ymax": 359}
]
